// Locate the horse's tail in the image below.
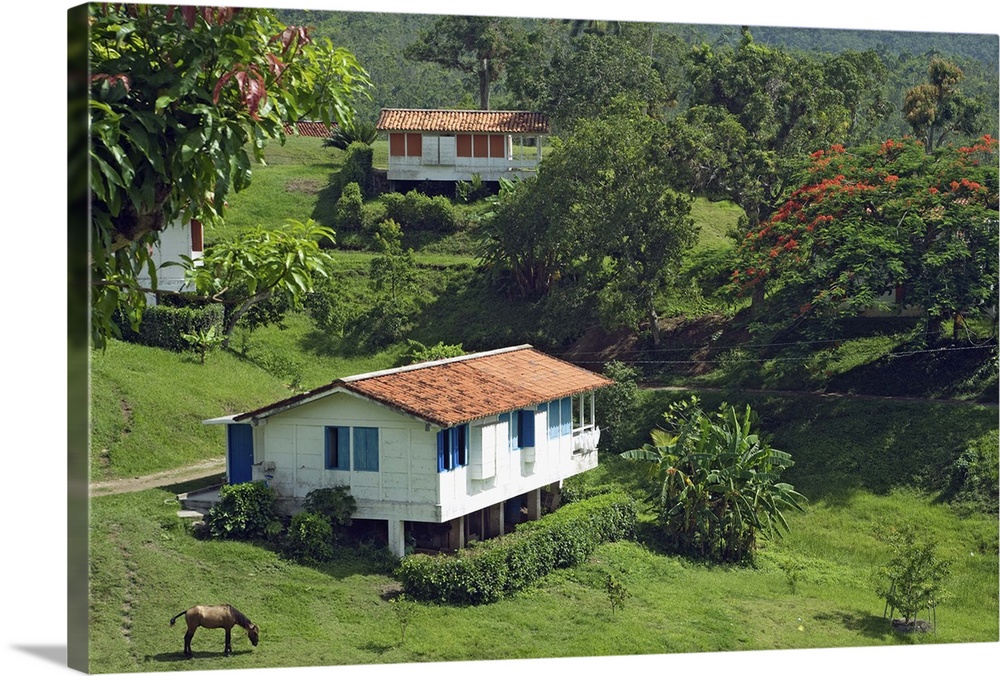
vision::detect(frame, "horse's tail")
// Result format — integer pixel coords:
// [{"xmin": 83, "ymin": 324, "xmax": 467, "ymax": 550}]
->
[{"xmin": 169, "ymin": 610, "xmax": 187, "ymax": 626}]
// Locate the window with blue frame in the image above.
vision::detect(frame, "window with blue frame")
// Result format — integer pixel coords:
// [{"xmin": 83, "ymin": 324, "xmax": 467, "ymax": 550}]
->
[
  {"xmin": 437, "ymin": 424, "xmax": 468, "ymax": 472},
  {"xmin": 325, "ymin": 426, "xmax": 350, "ymax": 470},
  {"xmin": 352, "ymin": 427, "xmax": 379, "ymax": 472},
  {"xmin": 518, "ymin": 409, "xmax": 535, "ymax": 447},
  {"xmin": 546, "ymin": 401, "xmax": 560, "ymax": 439}
]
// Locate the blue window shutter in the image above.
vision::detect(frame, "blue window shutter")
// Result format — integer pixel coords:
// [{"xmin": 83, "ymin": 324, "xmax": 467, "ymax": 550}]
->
[
  {"xmin": 511, "ymin": 412, "xmax": 520, "ymax": 450},
  {"xmin": 353, "ymin": 427, "xmax": 378, "ymax": 472},
  {"xmin": 450, "ymin": 426, "xmax": 461, "ymax": 468},
  {"xmin": 437, "ymin": 430, "xmax": 447, "ymax": 472},
  {"xmin": 561, "ymin": 397, "xmax": 571, "ymax": 435},
  {"xmin": 547, "ymin": 401, "xmax": 559, "ymax": 439},
  {"xmin": 520, "ymin": 410, "xmax": 535, "ymax": 447}
]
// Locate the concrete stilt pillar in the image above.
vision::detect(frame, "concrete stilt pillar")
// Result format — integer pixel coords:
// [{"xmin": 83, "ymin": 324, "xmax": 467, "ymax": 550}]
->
[
  {"xmin": 387, "ymin": 520, "xmax": 406, "ymax": 558},
  {"xmin": 486, "ymin": 503, "xmax": 504, "ymax": 538},
  {"xmin": 526, "ymin": 488, "xmax": 542, "ymax": 521},
  {"xmin": 448, "ymin": 515, "xmax": 465, "ymax": 550}
]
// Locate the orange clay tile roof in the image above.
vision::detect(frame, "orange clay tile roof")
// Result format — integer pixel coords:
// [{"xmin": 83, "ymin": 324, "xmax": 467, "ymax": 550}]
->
[
  {"xmin": 233, "ymin": 345, "xmax": 610, "ymax": 428},
  {"xmin": 376, "ymin": 109, "xmax": 550, "ymax": 134},
  {"xmin": 283, "ymin": 121, "xmax": 333, "ymax": 137}
]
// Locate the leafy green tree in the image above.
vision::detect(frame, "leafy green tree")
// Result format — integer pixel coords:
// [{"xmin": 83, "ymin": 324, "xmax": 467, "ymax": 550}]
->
[
  {"xmin": 404, "ymin": 15, "xmax": 524, "ymax": 110},
  {"xmin": 479, "ymin": 100, "xmax": 697, "ymax": 343},
  {"xmin": 820, "ymin": 50, "xmax": 895, "ymax": 145},
  {"xmin": 904, "ymin": 59, "xmax": 983, "ymax": 153},
  {"xmin": 352, "ymin": 219, "xmax": 419, "ymax": 349},
  {"xmin": 88, "ymin": 4, "xmax": 371, "ymax": 347},
  {"xmin": 877, "ymin": 524, "xmax": 951, "ymax": 628},
  {"xmin": 529, "ymin": 34, "xmax": 671, "ymax": 131},
  {"xmin": 621, "ymin": 397, "xmax": 806, "ymax": 563},
  {"xmin": 682, "ymin": 28, "xmax": 864, "ymax": 230},
  {"xmin": 729, "ymin": 135, "xmax": 999, "ymax": 342},
  {"xmin": 533, "ymin": 100, "xmax": 698, "ymax": 344},
  {"xmin": 178, "ymin": 219, "xmax": 338, "ymax": 346},
  {"xmin": 477, "ymin": 176, "xmax": 575, "ymax": 300}
]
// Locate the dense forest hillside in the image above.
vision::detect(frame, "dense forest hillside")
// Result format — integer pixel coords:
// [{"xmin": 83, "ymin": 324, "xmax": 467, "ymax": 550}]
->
[{"xmin": 277, "ymin": 8, "xmax": 999, "ymax": 138}]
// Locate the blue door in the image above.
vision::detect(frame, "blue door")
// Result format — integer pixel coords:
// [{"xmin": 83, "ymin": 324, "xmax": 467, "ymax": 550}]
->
[{"xmin": 227, "ymin": 424, "xmax": 254, "ymax": 484}]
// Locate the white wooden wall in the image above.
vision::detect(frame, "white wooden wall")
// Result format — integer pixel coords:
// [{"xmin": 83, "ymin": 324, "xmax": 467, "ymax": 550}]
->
[{"xmin": 250, "ymin": 392, "xmax": 598, "ymax": 525}]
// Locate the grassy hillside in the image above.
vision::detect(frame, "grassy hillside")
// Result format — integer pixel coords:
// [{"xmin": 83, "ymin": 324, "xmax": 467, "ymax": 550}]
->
[{"xmin": 87, "ymin": 384, "xmax": 999, "ymax": 672}]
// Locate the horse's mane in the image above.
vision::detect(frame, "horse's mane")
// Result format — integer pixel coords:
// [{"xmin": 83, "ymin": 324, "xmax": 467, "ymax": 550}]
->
[{"xmin": 227, "ymin": 605, "xmax": 252, "ymax": 629}]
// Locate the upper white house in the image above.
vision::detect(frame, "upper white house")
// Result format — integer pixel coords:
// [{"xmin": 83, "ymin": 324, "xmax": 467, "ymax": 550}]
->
[
  {"xmin": 205, "ymin": 345, "xmax": 612, "ymax": 557},
  {"xmin": 375, "ymin": 108, "xmax": 550, "ymax": 185}
]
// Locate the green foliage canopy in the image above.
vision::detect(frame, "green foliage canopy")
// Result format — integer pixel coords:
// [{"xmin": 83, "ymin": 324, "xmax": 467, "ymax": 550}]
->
[
  {"xmin": 622, "ymin": 397, "xmax": 806, "ymax": 563},
  {"xmin": 88, "ymin": 4, "xmax": 371, "ymax": 347},
  {"xmin": 479, "ymin": 100, "xmax": 698, "ymax": 343},
  {"xmin": 729, "ymin": 135, "xmax": 999, "ymax": 338},
  {"xmin": 403, "ymin": 14, "xmax": 524, "ymax": 110}
]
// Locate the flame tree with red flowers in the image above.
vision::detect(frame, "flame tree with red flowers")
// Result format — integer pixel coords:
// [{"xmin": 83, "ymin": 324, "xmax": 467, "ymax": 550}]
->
[
  {"xmin": 729, "ymin": 135, "xmax": 998, "ymax": 343},
  {"xmin": 87, "ymin": 4, "xmax": 371, "ymax": 347}
]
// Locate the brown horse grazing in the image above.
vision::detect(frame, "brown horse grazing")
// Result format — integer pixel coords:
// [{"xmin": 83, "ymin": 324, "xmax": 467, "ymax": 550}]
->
[{"xmin": 169, "ymin": 604, "xmax": 259, "ymax": 658}]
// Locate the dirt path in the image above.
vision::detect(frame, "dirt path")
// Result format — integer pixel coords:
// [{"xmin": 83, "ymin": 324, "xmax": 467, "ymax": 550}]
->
[{"xmin": 89, "ymin": 457, "xmax": 226, "ymax": 497}]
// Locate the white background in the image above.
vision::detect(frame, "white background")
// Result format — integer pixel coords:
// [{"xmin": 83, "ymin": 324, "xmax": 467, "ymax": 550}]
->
[{"xmin": 4, "ymin": 1, "xmax": 998, "ymax": 674}]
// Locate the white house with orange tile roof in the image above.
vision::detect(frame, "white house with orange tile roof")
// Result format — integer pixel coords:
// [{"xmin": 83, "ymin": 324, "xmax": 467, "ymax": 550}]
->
[
  {"xmin": 204, "ymin": 345, "xmax": 611, "ymax": 557},
  {"xmin": 375, "ymin": 108, "xmax": 550, "ymax": 184}
]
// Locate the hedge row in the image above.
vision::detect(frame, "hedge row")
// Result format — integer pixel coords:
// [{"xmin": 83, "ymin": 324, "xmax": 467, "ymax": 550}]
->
[
  {"xmin": 395, "ymin": 491, "xmax": 636, "ymax": 605},
  {"xmin": 117, "ymin": 303, "xmax": 224, "ymax": 352}
]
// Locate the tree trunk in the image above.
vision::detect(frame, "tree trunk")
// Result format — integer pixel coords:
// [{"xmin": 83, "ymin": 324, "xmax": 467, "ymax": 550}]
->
[
  {"xmin": 925, "ymin": 312, "xmax": 944, "ymax": 345},
  {"xmin": 478, "ymin": 59, "xmax": 490, "ymax": 110},
  {"xmin": 750, "ymin": 282, "xmax": 766, "ymax": 318},
  {"xmin": 648, "ymin": 304, "xmax": 661, "ymax": 346},
  {"xmin": 222, "ymin": 290, "xmax": 274, "ymax": 347}
]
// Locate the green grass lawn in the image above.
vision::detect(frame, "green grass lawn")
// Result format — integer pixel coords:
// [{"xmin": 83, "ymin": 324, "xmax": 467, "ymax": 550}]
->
[{"xmin": 87, "ymin": 477, "xmax": 997, "ymax": 673}]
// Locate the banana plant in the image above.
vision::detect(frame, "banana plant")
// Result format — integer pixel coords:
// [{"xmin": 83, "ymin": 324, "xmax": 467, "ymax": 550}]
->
[{"xmin": 621, "ymin": 397, "xmax": 807, "ymax": 562}]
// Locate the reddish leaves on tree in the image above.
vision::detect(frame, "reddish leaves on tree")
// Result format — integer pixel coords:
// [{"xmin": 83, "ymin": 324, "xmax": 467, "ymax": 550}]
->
[
  {"xmin": 214, "ymin": 65, "xmax": 267, "ymax": 120},
  {"xmin": 270, "ymin": 25, "xmax": 312, "ymax": 57},
  {"xmin": 170, "ymin": 6, "xmax": 240, "ymax": 29}
]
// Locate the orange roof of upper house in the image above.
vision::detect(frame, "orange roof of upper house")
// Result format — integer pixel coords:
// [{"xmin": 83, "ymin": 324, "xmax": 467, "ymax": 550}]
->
[
  {"xmin": 376, "ymin": 109, "xmax": 550, "ymax": 134},
  {"xmin": 231, "ymin": 345, "xmax": 610, "ymax": 428}
]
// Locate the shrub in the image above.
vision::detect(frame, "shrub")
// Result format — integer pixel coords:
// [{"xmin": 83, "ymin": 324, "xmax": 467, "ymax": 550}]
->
[
  {"xmin": 207, "ymin": 481, "xmax": 278, "ymax": 541},
  {"xmin": 336, "ymin": 142, "xmax": 375, "ymax": 198},
  {"xmin": 404, "ymin": 340, "xmax": 465, "ymax": 364},
  {"xmin": 396, "ymin": 492, "xmax": 636, "ymax": 605},
  {"xmin": 284, "ymin": 511, "xmax": 335, "ymax": 563},
  {"xmin": 301, "ymin": 486, "xmax": 357, "ymax": 534},
  {"xmin": 117, "ymin": 303, "xmax": 224, "ymax": 352},
  {"xmin": 876, "ymin": 524, "xmax": 951, "ymax": 628},
  {"xmin": 946, "ymin": 430, "xmax": 999, "ymax": 515},
  {"xmin": 323, "ymin": 119, "xmax": 378, "ymax": 150},
  {"xmin": 381, "ymin": 190, "xmax": 459, "ymax": 232},
  {"xmin": 334, "ymin": 182, "xmax": 364, "ymax": 234},
  {"xmin": 596, "ymin": 360, "xmax": 640, "ymax": 451}
]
